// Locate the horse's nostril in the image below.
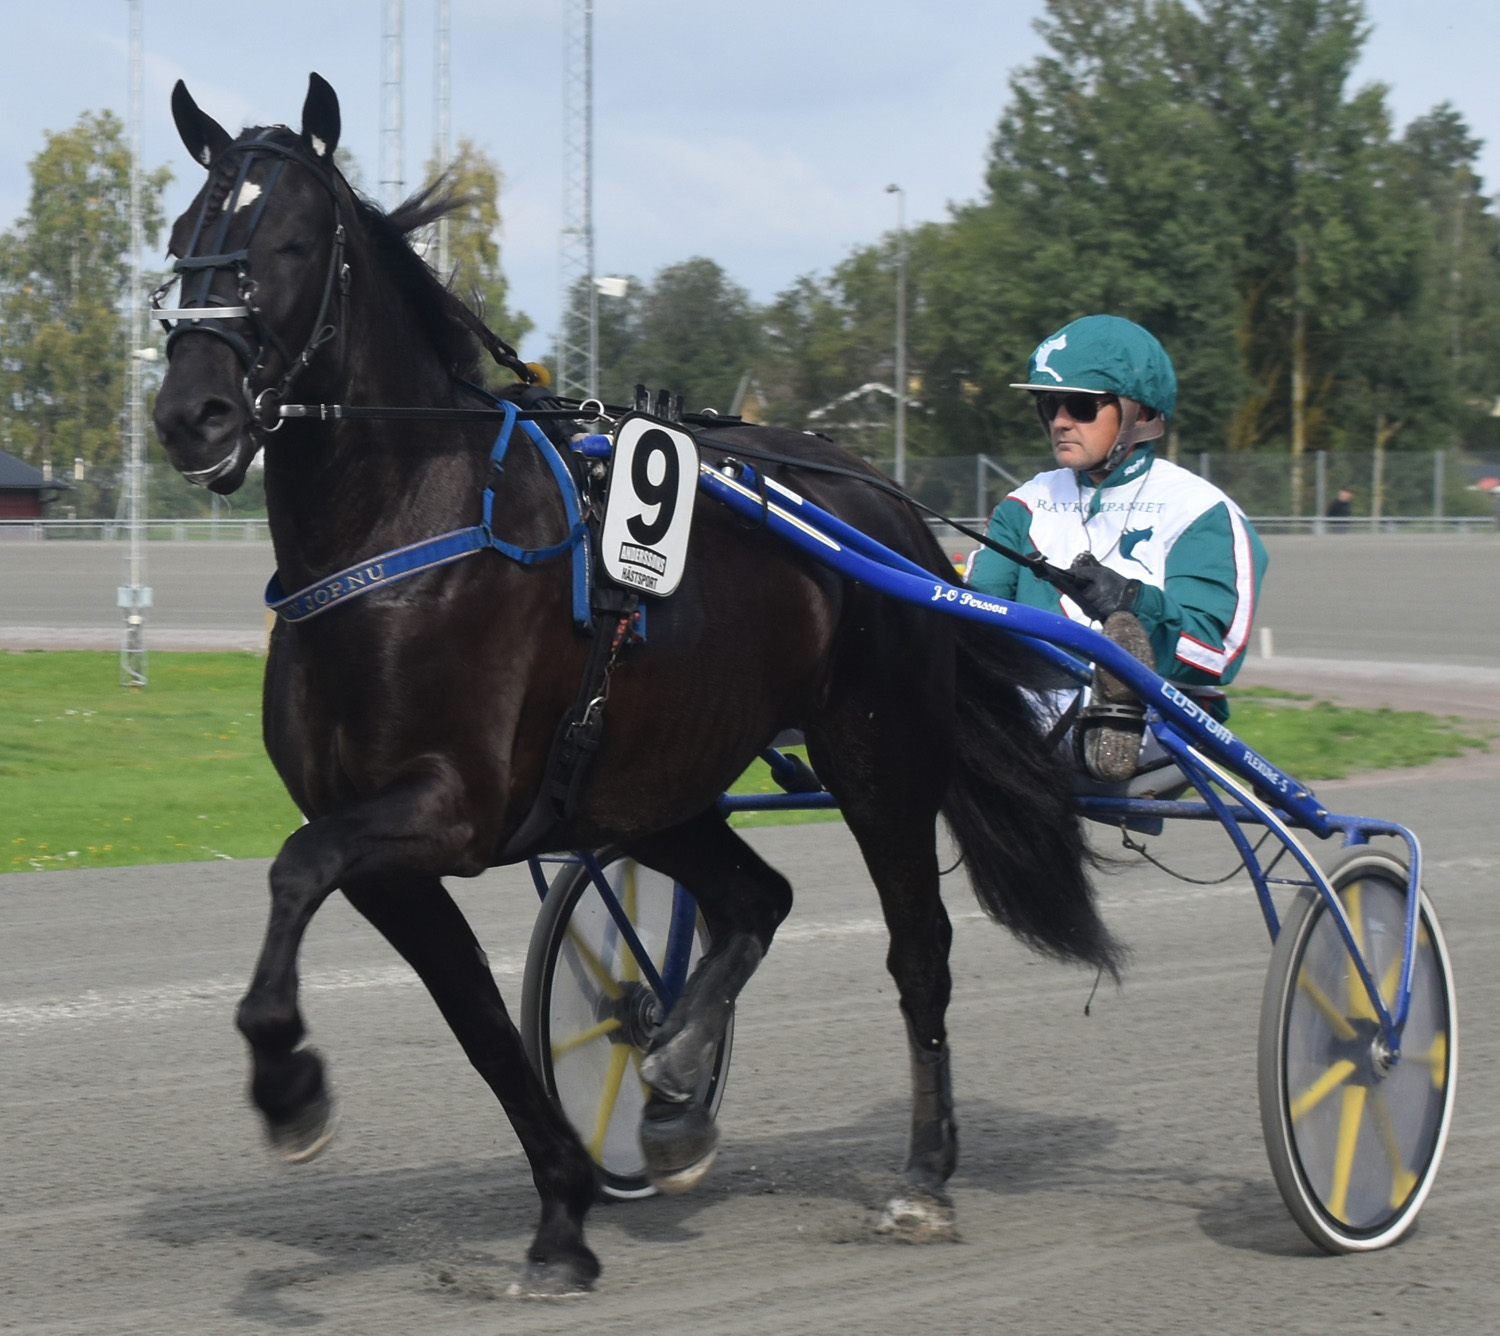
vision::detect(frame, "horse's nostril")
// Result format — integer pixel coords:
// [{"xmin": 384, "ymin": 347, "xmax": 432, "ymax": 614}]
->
[{"xmin": 195, "ymin": 397, "xmax": 237, "ymax": 431}]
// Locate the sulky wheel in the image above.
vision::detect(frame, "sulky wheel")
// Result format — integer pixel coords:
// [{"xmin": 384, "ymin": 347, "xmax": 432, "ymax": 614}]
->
[
  {"xmin": 1258, "ymin": 848, "xmax": 1457, "ymax": 1252},
  {"xmin": 521, "ymin": 850, "xmax": 732, "ymax": 1200}
]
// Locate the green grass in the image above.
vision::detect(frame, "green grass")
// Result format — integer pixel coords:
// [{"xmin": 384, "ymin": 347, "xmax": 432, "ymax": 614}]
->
[
  {"xmin": 0, "ymin": 653, "xmax": 1489, "ymax": 873},
  {"xmin": 1223, "ymin": 686, "xmax": 1490, "ymax": 780},
  {"xmin": 724, "ymin": 747, "xmax": 842, "ymax": 830},
  {"xmin": 1, "ymin": 652, "xmax": 301, "ymax": 873}
]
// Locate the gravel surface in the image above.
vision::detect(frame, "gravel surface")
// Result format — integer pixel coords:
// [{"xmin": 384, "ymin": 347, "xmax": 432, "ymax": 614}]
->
[
  {"xmin": 4, "ymin": 531, "xmax": 1497, "ymax": 1331},
  {"xmin": 3, "ymin": 774, "xmax": 1496, "ymax": 1334}
]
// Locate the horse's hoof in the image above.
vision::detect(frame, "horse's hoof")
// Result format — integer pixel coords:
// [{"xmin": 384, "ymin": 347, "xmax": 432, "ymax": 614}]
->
[
  {"xmin": 504, "ymin": 1256, "xmax": 597, "ymax": 1298},
  {"xmin": 877, "ymin": 1192, "xmax": 958, "ymax": 1242},
  {"xmin": 639, "ymin": 1097, "xmax": 719, "ymax": 1194},
  {"xmin": 265, "ymin": 1085, "xmax": 337, "ymax": 1164}
]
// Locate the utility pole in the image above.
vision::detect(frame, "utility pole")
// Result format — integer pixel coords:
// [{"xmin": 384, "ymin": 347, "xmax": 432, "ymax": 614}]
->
[
  {"xmin": 886, "ymin": 183, "xmax": 907, "ymax": 487},
  {"xmin": 433, "ymin": 0, "xmax": 450, "ymax": 274},
  {"xmin": 380, "ymin": 0, "xmax": 405, "ymax": 210},
  {"xmin": 1449, "ymin": 163, "xmax": 1465, "ymax": 465},
  {"xmin": 120, "ymin": 0, "xmax": 150, "ymax": 688},
  {"xmin": 558, "ymin": 0, "xmax": 596, "ymax": 398}
]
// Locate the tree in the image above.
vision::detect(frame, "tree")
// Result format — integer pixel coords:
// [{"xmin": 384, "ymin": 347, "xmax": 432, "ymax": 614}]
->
[
  {"xmin": 918, "ymin": 0, "xmax": 1245, "ymax": 460},
  {"xmin": 758, "ymin": 233, "xmax": 943, "ymax": 459},
  {"xmin": 610, "ymin": 258, "xmax": 760, "ymax": 413},
  {"xmin": 1400, "ymin": 105, "xmax": 1500, "ymax": 455},
  {"xmin": 1186, "ymin": 0, "xmax": 1423, "ymax": 507},
  {"xmin": 0, "ymin": 111, "xmax": 171, "ymax": 486},
  {"xmin": 421, "ymin": 137, "xmax": 532, "ymax": 368}
]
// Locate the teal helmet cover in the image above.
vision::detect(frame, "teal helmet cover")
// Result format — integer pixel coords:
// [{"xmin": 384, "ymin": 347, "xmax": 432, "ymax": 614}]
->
[{"xmin": 1013, "ymin": 314, "xmax": 1177, "ymax": 420}]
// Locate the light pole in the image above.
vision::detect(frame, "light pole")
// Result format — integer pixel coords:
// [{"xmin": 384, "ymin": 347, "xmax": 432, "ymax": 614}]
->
[
  {"xmin": 886, "ymin": 184, "xmax": 907, "ymax": 487},
  {"xmin": 122, "ymin": 0, "xmax": 150, "ymax": 688}
]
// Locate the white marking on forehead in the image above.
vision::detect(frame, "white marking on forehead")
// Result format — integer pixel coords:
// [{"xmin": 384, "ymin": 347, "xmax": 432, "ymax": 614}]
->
[
  {"xmin": 231, "ymin": 181, "xmax": 262, "ymax": 213},
  {"xmin": 310, "ymin": 134, "xmax": 327, "ymax": 158}
]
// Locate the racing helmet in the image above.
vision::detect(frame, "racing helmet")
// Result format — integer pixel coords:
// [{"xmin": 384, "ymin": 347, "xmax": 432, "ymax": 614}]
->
[{"xmin": 1011, "ymin": 315, "xmax": 1177, "ymax": 473}]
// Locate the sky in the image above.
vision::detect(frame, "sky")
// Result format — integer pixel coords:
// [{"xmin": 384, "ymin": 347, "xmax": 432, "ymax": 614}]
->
[{"xmin": 2, "ymin": 1, "xmax": 1500, "ymax": 361}]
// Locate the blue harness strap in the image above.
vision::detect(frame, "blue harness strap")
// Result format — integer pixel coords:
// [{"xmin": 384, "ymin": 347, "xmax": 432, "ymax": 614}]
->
[
  {"xmin": 265, "ymin": 394, "xmax": 594, "ymax": 628},
  {"xmin": 482, "ymin": 403, "xmax": 593, "ymax": 628},
  {"xmin": 265, "ymin": 527, "xmax": 489, "ymax": 621}
]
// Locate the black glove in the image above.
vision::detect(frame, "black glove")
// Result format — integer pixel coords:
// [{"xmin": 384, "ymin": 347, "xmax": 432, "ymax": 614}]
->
[{"xmin": 1053, "ymin": 552, "xmax": 1141, "ymax": 622}]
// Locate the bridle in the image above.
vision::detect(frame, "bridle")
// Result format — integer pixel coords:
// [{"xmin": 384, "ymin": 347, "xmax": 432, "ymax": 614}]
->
[{"xmin": 151, "ymin": 129, "xmax": 349, "ymax": 435}]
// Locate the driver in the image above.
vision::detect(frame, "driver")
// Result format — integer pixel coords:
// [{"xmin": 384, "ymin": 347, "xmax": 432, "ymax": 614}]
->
[{"xmin": 967, "ymin": 314, "xmax": 1268, "ymax": 782}]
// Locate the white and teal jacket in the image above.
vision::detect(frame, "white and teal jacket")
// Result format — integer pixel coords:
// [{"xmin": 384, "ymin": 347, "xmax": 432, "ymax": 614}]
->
[{"xmin": 968, "ymin": 445, "xmax": 1269, "ymax": 691}]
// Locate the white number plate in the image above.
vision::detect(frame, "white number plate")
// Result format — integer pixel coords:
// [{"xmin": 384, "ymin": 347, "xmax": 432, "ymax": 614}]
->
[{"xmin": 600, "ymin": 415, "xmax": 699, "ymax": 597}]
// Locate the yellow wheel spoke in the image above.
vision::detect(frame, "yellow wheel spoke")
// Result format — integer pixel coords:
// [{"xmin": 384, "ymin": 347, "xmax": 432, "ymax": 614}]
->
[
  {"xmin": 551, "ymin": 1017, "xmax": 622, "ymax": 1060},
  {"xmin": 1406, "ymin": 1032, "xmax": 1448, "ymax": 1091},
  {"xmin": 620, "ymin": 863, "xmax": 640, "ymax": 984},
  {"xmin": 1378, "ymin": 952, "xmax": 1401, "ymax": 1010},
  {"xmin": 1290, "ymin": 1059, "xmax": 1357, "ymax": 1124},
  {"xmin": 565, "ymin": 925, "xmax": 623, "ymax": 1000},
  {"xmin": 1296, "ymin": 970, "xmax": 1358, "ymax": 1041},
  {"xmin": 1368, "ymin": 1089, "xmax": 1419, "ymax": 1209},
  {"xmin": 588, "ymin": 1041, "xmax": 632, "ymax": 1162},
  {"xmin": 1327, "ymin": 1084, "xmax": 1369, "ymax": 1223},
  {"xmin": 1344, "ymin": 883, "xmax": 1370, "ymax": 1019}
]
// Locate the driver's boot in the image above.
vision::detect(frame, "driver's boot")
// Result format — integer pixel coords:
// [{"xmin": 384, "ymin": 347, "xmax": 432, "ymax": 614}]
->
[{"xmin": 1077, "ymin": 611, "xmax": 1153, "ymax": 783}]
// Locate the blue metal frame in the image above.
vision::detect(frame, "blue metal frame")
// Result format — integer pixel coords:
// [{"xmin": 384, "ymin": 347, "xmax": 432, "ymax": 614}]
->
[{"xmin": 524, "ymin": 454, "xmax": 1428, "ymax": 1061}]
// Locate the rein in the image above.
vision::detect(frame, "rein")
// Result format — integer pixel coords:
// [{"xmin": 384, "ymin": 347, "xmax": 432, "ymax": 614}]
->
[
  {"xmin": 176, "ymin": 143, "xmax": 1069, "ymax": 625},
  {"xmin": 262, "ymin": 387, "xmax": 1084, "ymax": 602},
  {"xmin": 689, "ymin": 435, "xmax": 1070, "ymax": 584}
]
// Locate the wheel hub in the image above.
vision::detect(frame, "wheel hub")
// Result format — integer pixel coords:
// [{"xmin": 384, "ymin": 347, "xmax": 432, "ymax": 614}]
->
[
  {"xmin": 1328, "ymin": 1017, "xmax": 1396, "ymax": 1086},
  {"xmin": 610, "ymin": 982, "xmax": 664, "ymax": 1050}
]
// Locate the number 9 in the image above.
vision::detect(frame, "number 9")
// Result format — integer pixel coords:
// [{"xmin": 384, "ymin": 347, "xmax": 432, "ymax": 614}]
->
[{"xmin": 627, "ymin": 429, "xmax": 680, "ymax": 546}]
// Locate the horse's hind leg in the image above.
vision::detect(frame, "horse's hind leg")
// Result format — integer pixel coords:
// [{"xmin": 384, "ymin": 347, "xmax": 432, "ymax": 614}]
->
[
  {"xmin": 854, "ymin": 812, "xmax": 959, "ymax": 1239},
  {"xmin": 807, "ymin": 699, "xmax": 960, "ymax": 1238},
  {"xmin": 342, "ymin": 876, "xmax": 600, "ymax": 1295},
  {"xmin": 622, "ymin": 809, "xmax": 792, "ymax": 1192}
]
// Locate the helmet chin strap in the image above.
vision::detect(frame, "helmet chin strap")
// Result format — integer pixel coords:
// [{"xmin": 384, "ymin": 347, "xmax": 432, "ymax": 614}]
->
[{"xmin": 1097, "ymin": 397, "xmax": 1164, "ymax": 474}]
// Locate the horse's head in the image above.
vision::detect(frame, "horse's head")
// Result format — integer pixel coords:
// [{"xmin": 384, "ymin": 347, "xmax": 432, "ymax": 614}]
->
[{"xmin": 153, "ymin": 74, "xmax": 348, "ymax": 494}]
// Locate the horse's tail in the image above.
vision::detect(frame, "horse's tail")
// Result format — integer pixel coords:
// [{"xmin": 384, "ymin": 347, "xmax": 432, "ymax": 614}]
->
[{"xmin": 942, "ymin": 620, "xmax": 1124, "ymax": 979}]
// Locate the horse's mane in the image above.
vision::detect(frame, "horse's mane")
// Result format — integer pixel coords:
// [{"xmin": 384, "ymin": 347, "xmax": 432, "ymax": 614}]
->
[{"xmin": 353, "ymin": 180, "xmax": 486, "ymax": 381}]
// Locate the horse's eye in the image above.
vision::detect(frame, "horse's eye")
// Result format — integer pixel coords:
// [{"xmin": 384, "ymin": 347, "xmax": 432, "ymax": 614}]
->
[{"xmin": 276, "ymin": 241, "xmax": 311, "ymax": 258}]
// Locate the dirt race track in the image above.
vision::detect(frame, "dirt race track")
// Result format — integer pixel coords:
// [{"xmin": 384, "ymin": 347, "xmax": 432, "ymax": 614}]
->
[{"xmin": 4, "ymin": 763, "xmax": 1499, "ymax": 1335}]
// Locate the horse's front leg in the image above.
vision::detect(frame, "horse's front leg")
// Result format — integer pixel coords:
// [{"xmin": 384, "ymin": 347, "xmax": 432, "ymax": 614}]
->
[
  {"xmin": 342, "ymin": 876, "xmax": 600, "ymax": 1295},
  {"xmin": 235, "ymin": 770, "xmax": 473, "ymax": 1160}
]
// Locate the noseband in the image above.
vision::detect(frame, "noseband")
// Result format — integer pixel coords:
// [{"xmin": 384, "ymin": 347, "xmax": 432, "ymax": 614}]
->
[{"xmin": 152, "ymin": 130, "xmax": 348, "ymax": 433}]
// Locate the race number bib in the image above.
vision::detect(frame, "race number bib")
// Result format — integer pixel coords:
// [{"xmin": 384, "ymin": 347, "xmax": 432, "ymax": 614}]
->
[{"xmin": 600, "ymin": 414, "xmax": 698, "ymax": 597}]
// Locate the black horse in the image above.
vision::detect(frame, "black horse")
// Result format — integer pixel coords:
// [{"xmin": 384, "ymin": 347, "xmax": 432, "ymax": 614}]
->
[{"xmin": 152, "ymin": 74, "xmax": 1118, "ymax": 1294}]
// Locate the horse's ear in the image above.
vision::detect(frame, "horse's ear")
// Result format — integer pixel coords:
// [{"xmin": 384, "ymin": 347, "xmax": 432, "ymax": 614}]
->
[
  {"xmin": 172, "ymin": 80, "xmax": 232, "ymax": 169},
  {"xmin": 301, "ymin": 73, "xmax": 341, "ymax": 161}
]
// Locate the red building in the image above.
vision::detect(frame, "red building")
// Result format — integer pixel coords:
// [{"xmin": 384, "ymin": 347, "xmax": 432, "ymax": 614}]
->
[{"xmin": 0, "ymin": 450, "xmax": 67, "ymax": 519}]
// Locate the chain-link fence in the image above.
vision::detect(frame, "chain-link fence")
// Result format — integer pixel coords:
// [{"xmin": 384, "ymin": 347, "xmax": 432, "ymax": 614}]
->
[
  {"xmin": 11, "ymin": 448, "xmax": 1499, "ymax": 540},
  {"xmin": 27, "ymin": 458, "xmax": 267, "ymax": 524},
  {"xmin": 871, "ymin": 449, "xmax": 1500, "ymax": 532}
]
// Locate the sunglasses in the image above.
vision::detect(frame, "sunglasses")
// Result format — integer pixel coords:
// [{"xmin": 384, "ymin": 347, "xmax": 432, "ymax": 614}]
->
[{"xmin": 1033, "ymin": 392, "xmax": 1118, "ymax": 423}]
